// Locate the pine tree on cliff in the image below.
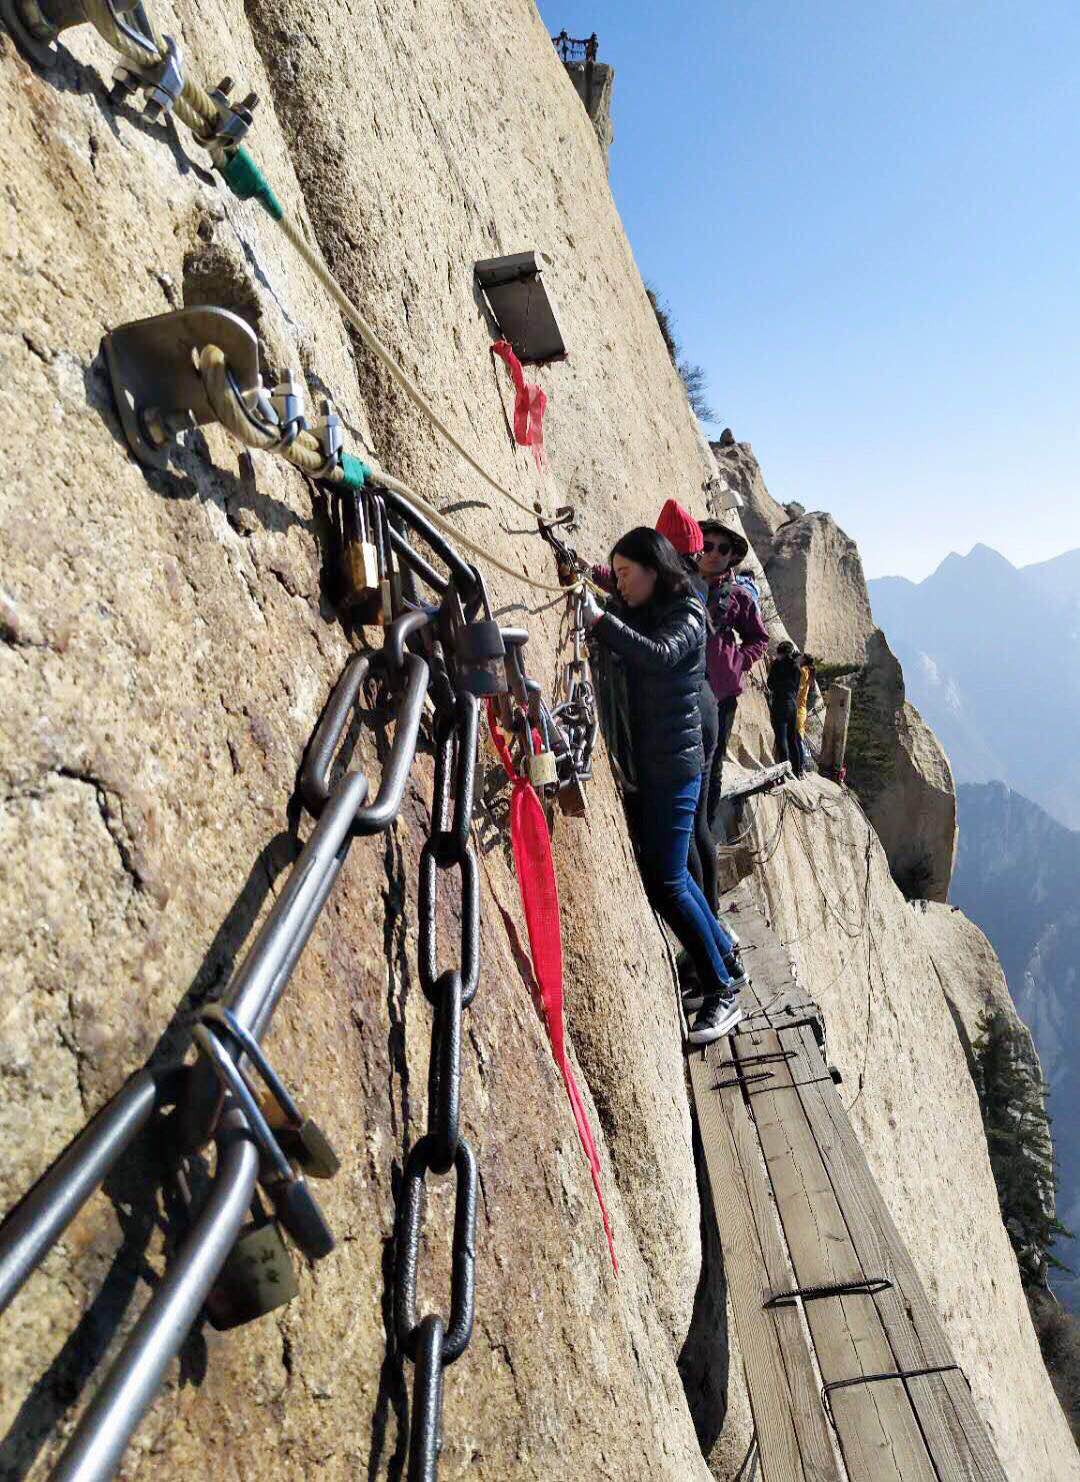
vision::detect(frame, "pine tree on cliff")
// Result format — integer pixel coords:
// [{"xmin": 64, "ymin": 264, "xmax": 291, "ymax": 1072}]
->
[{"xmin": 974, "ymin": 1008, "xmax": 1071, "ymax": 1285}]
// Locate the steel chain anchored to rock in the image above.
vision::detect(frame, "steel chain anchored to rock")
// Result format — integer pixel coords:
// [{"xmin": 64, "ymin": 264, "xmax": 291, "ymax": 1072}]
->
[{"xmin": 0, "ymin": 475, "xmax": 602, "ymax": 1479}]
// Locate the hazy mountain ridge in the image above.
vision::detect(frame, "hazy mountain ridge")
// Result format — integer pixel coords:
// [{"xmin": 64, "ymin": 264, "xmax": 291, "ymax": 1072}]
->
[
  {"xmin": 951, "ymin": 781, "xmax": 1080, "ymax": 1307},
  {"xmin": 868, "ymin": 546, "xmax": 1080, "ymax": 828}
]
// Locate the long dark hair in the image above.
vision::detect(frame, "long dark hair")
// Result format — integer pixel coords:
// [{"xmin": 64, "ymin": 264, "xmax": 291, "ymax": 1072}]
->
[{"xmin": 609, "ymin": 527, "xmax": 693, "ymax": 605}]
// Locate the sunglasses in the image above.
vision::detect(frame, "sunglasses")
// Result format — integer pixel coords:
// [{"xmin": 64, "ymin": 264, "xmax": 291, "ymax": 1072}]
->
[{"xmin": 702, "ymin": 540, "xmax": 733, "ymax": 555}]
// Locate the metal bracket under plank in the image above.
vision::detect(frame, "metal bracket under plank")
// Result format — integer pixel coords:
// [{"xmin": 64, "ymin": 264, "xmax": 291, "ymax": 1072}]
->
[{"xmin": 764, "ymin": 1276, "xmax": 893, "ymax": 1309}]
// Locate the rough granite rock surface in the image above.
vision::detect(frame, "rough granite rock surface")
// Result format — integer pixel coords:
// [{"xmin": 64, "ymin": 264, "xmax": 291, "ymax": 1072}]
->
[
  {"xmin": 0, "ymin": 2, "xmax": 1072, "ymax": 1479},
  {"xmin": 761, "ymin": 510, "xmax": 876, "ymax": 666},
  {"xmin": 0, "ymin": 3, "xmax": 726, "ymax": 1475},
  {"xmin": 852, "ymin": 631, "xmax": 958, "ymax": 902}
]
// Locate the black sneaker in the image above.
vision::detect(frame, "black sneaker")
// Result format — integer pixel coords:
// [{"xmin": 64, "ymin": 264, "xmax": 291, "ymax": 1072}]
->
[
  {"xmin": 684, "ymin": 970, "xmax": 746, "ymax": 1013},
  {"xmin": 723, "ymin": 949, "xmax": 749, "ymax": 988},
  {"xmin": 686, "ymin": 995, "xmax": 743, "ymax": 1046}
]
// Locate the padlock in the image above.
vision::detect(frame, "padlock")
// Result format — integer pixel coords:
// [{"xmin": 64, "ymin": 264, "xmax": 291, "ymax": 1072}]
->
[
  {"xmin": 522, "ymin": 698, "xmax": 558, "ymax": 791},
  {"xmin": 266, "ymin": 1174, "xmax": 336, "ymax": 1260},
  {"xmin": 205, "ymin": 1201, "xmax": 299, "ymax": 1330},
  {"xmin": 527, "ymin": 748, "xmax": 558, "ymax": 788},
  {"xmin": 257, "ymin": 1089, "xmax": 340, "ymax": 1180},
  {"xmin": 201, "ymin": 1006, "xmax": 342, "ymax": 1182},
  {"xmin": 370, "ymin": 495, "xmax": 400, "ymax": 625},
  {"xmin": 557, "ymin": 772, "xmax": 588, "ymax": 818},
  {"xmin": 450, "ymin": 577, "xmax": 507, "ymax": 696},
  {"xmin": 339, "ymin": 490, "xmax": 381, "ymax": 621},
  {"xmin": 193, "ymin": 1018, "xmax": 337, "ymax": 1262}
]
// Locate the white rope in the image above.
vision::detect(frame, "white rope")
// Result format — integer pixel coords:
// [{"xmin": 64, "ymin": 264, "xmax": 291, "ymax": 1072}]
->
[
  {"xmin": 83, "ymin": 0, "xmax": 551, "ymax": 526},
  {"xmin": 278, "ymin": 216, "xmax": 548, "ymax": 522},
  {"xmin": 198, "ymin": 344, "xmax": 583, "ymax": 596}
]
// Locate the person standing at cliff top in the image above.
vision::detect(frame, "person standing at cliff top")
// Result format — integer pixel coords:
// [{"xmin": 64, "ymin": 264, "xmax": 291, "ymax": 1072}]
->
[
  {"xmin": 579, "ymin": 527, "xmax": 744, "ymax": 1046},
  {"xmin": 768, "ymin": 640, "xmax": 805, "ymax": 779},
  {"xmin": 697, "ymin": 518, "xmax": 770, "ymax": 827}
]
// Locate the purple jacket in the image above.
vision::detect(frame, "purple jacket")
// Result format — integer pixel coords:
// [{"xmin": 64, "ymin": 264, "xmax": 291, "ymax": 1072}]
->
[{"xmin": 705, "ymin": 578, "xmax": 769, "ymax": 702}]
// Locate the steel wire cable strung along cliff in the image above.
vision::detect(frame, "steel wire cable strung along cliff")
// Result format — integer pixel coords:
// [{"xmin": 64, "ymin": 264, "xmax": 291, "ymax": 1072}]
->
[{"xmin": 0, "ymin": 495, "xmax": 562, "ymax": 1478}]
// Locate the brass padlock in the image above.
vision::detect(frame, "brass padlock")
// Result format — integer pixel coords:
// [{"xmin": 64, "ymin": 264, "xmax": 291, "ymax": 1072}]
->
[
  {"xmin": 339, "ymin": 489, "xmax": 380, "ymax": 621},
  {"xmin": 205, "ymin": 1202, "xmax": 299, "ymax": 1331},
  {"xmin": 370, "ymin": 494, "xmax": 400, "ymax": 626}
]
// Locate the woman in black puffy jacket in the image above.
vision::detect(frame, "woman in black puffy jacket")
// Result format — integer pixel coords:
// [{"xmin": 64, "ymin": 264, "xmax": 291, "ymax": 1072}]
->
[{"xmin": 583, "ymin": 528, "xmax": 743, "ymax": 1046}]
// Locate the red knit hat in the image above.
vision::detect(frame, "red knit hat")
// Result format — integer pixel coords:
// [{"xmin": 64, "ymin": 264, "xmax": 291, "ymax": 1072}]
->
[{"xmin": 655, "ymin": 499, "xmax": 703, "ymax": 557}]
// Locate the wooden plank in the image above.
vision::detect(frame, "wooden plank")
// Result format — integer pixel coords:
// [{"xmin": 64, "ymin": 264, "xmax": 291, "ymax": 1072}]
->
[
  {"xmin": 705, "ymin": 1042, "xmax": 842, "ymax": 1481},
  {"xmin": 778, "ymin": 1023, "xmax": 986, "ymax": 1480},
  {"xmin": 783, "ymin": 1025, "xmax": 1006, "ymax": 1481},
  {"xmin": 737, "ymin": 1030, "xmax": 937, "ymax": 1482},
  {"xmin": 707, "ymin": 893, "xmax": 1005, "ymax": 1479},
  {"xmin": 689, "ymin": 1046, "xmax": 807, "ymax": 1482}
]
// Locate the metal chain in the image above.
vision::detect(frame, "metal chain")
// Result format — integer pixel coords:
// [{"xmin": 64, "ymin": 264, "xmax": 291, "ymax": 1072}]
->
[{"xmin": 394, "ymin": 646, "xmax": 481, "ymax": 1479}]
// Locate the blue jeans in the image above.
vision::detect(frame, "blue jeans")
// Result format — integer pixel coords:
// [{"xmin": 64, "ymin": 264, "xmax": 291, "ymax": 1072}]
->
[{"xmin": 632, "ymin": 774, "xmax": 734, "ymax": 999}]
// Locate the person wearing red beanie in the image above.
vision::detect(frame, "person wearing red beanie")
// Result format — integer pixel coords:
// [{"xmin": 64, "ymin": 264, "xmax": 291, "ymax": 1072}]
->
[{"xmin": 654, "ymin": 499, "xmax": 704, "ymax": 558}]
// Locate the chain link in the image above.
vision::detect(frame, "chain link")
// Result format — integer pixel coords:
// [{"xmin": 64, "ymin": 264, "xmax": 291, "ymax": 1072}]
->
[{"xmin": 392, "ymin": 614, "xmax": 484, "ymax": 1478}]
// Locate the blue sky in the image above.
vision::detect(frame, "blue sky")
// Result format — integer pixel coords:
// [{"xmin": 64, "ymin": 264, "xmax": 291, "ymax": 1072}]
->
[{"xmin": 537, "ymin": 0, "xmax": 1079, "ymax": 579}]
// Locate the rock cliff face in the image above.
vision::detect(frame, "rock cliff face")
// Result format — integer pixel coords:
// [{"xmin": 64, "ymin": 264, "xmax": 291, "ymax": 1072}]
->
[
  {"xmin": 952, "ymin": 781, "xmax": 1080, "ymax": 1307},
  {"xmin": 761, "ymin": 510, "xmax": 876, "ymax": 666},
  {"xmin": 847, "ymin": 632, "xmax": 958, "ymax": 902},
  {"xmin": 0, "ymin": 3, "xmax": 1074, "ymax": 1479}
]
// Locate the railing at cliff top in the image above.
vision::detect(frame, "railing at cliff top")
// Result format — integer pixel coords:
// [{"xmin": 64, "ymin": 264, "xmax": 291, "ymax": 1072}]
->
[{"xmin": 551, "ymin": 30, "xmax": 599, "ymax": 63}]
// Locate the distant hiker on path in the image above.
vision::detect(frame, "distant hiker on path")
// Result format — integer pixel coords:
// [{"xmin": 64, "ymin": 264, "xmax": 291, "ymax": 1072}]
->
[
  {"xmin": 768, "ymin": 640, "xmax": 805, "ymax": 779},
  {"xmin": 796, "ymin": 652, "xmax": 816, "ymax": 770},
  {"xmin": 698, "ymin": 518, "xmax": 769, "ymax": 827},
  {"xmin": 581, "ymin": 527, "xmax": 745, "ymax": 1045}
]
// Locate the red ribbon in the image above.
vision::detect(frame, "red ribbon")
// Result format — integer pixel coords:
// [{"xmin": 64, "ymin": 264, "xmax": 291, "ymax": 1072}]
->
[
  {"xmin": 491, "ymin": 339, "xmax": 547, "ymax": 468},
  {"xmin": 485, "ymin": 701, "xmax": 618, "ymax": 1273}
]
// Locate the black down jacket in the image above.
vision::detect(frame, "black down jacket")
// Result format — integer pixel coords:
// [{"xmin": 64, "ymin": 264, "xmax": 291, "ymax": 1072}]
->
[{"xmin": 591, "ymin": 590, "xmax": 707, "ymax": 786}]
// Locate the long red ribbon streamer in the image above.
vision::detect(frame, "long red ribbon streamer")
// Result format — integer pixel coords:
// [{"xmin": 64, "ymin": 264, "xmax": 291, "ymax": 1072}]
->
[
  {"xmin": 485, "ymin": 702, "xmax": 617, "ymax": 1272},
  {"xmin": 491, "ymin": 339, "xmax": 547, "ymax": 468}
]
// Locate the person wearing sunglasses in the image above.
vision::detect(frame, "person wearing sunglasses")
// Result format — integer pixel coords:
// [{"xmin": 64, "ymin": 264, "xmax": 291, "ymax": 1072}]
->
[{"xmin": 697, "ymin": 518, "xmax": 770, "ymax": 828}]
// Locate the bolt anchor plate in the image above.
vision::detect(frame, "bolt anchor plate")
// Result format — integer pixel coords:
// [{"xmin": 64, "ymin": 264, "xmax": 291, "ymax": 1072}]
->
[{"xmin": 102, "ymin": 305, "xmax": 260, "ymax": 468}]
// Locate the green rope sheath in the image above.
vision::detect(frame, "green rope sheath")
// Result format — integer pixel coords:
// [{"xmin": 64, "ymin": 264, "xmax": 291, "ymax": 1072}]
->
[
  {"xmin": 216, "ymin": 148, "xmax": 284, "ymax": 222},
  {"xmin": 337, "ymin": 453, "xmax": 373, "ymax": 490}
]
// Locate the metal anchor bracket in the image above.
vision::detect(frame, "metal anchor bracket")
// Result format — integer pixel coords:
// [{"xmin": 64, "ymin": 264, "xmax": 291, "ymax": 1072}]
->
[
  {"xmin": 129, "ymin": 32, "xmax": 184, "ymax": 120},
  {"xmin": 102, "ymin": 305, "xmax": 262, "ymax": 468},
  {"xmin": 1, "ymin": 0, "xmax": 88, "ymax": 66}
]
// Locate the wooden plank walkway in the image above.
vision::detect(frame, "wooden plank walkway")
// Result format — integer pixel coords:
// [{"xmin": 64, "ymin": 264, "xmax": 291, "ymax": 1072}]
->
[{"xmin": 688, "ymin": 886, "xmax": 1006, "ymax": 1482}]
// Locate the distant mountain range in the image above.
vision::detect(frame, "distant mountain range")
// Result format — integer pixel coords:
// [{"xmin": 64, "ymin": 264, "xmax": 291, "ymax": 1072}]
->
[
  {"xmin": 869, "ymin": 545, "xmax": 1080, "ymax": 829},
  {"xmin": 951, "ymin": 781, "xmax": 1080, "ymax": 1306}
]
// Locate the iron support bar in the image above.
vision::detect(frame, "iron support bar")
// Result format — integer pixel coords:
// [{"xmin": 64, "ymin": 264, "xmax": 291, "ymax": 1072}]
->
[
  {"xmin": 52, "ymin": 1126, "xmax": 260, "ymax": 1482},
  {"xmin": 0, "ymin": 1068, "xmax": 169, "ymax": 1314},
  {"xmin": 763, "ymin": 1276, "xmax": 892, "ymax": 1309}
]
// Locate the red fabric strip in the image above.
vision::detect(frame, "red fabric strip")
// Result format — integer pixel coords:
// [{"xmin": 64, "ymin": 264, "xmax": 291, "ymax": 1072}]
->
[
  {"xmin": 485, "ymin": 701, "xmax": 618, "ymax": 1272},
  {"xmin": 491, "ymin": 339, "xmax": 547, "ymax": 468}
]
